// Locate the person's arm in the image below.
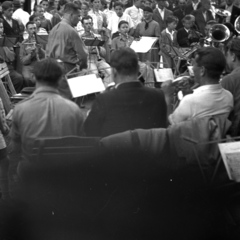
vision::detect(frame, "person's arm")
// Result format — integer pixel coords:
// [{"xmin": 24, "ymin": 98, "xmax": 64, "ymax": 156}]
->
[
  {"xmin": 154, "ymin": 22, "xmax": 161, "ymax": 37},
  {"xmin": 128, "ymin": 16, "xmax": 135, "ymax": 36},
  {"xmin": 168, "ymin": 95, "xmax": 192, "ymax": 125},
  {"xmin": 84, "ymin": 96, "xmax": 106, "ymax": 137},
  {"xmin": 72, "ymin": 32, "xmax": 88, "ymax": 69},
  {"xmin": 19, "ymin": 43, "xmax": 33, "ymax": 65},
  {"xmin": 0, "ymin": 99, "xmax": 9, "ymax": 136}
]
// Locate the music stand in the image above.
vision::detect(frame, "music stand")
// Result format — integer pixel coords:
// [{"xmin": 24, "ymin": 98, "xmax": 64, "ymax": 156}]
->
[
  {"xmin": 0, "ymin": 36, "xmax": 18, "ymax": 47},
  {"xmin": 82, "ymin": 37, "xmax": 105, "ymax": 47}
]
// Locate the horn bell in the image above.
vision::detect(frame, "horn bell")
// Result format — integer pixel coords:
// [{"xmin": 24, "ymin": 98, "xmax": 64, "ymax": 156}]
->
[{"xmin": 209, "ymin": 24, "xmax": 230, "ymax": 43}]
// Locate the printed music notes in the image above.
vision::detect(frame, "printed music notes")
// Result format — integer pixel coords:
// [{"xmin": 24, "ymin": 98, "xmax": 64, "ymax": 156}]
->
[
  {"xmin": 67, "ymin": 74, "xmax": 105, "ymax": 98},
  {"xmin": 219, "ymin": 142, "xmax": 240, "ymax": 182},
  {"xmin": 154, "ymin": 68, "xmax": 174, "ymax": 82},
  {"xmin": 130, "ymin": 37, "xmax": 158, "ymax": 53}
]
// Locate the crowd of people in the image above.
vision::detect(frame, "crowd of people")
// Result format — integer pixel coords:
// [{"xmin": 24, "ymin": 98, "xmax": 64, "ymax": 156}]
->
[{"xmin": 0, "ymin": 0, "xmax": 240, "ymax": 237}]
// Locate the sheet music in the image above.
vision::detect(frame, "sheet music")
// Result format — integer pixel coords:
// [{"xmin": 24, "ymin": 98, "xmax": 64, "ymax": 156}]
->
[
  {"xmin": 154, "ymin": 68, "xmax": 174, "ymax": 82},
  {"xmin": 218, "ymin": 142, "xmax": 240, "ymax": 182},
  {"xmin": 67, "ymin": 74, "xmax": 105, "ymax": 98},
  {"xmin": 130, "ymin": 37, "xmax": 158, "ymax": 53}
]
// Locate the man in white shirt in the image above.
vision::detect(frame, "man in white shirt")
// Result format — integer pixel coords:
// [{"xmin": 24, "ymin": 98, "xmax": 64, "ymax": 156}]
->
[
  {"xmin": 40, "ymin": 0, "xmax": 53, "ymax": 22},
  {"xmin": 12, "ymin": 0, "xmax": 30, "ymax": 27},
  {"xmin": 167, "ymin": 47, "xmax": 233, "ymax": 124},
  {"xmin": 124, "ymin": 0, "xmax": 144, "ymax": 29},
  {"xmin": 108, "ymin": 1, "xmax": 134, "ymax": 37}
]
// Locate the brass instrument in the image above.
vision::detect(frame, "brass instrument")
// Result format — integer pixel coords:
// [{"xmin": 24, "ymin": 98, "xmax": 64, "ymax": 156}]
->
[
  {"xmin": 214, "ymin": 8, "xmax": 231, "ymax": 18},
  {"xmin": 209, "ymin": 23, "xmax": 230, "ymax": 43},
  {"xmin": 234, "ymin": 16, "xmax": 240, "ymax": 34}
]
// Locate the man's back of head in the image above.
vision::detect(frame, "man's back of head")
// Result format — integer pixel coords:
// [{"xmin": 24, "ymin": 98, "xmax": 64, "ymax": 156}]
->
[
  {"xmin": 33, "ymin": 58, "xmax": 63, "ymax": 87},
  {"xmin": 110, "ymin": 48, "xmax": 139, "ymax": 84},
  {"xmin": 193, "ymin": 46, "xmax": 226, "ymax": 85}
]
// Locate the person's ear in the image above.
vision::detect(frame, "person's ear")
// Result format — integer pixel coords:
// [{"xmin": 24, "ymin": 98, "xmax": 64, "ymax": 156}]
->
[
  {"xmin": 200, "ymin": 66, "xmax": 205, "ymax": 77},
  {"xmin": 232, "ymin": 52, "xmax": 237, "ymax": 62}
]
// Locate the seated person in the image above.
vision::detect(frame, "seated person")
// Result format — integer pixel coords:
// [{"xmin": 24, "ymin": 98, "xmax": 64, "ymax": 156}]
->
[
  {"xmin": 19, "ymin": 21, "xmax": 45, "ymax": 85},
  {"xmin": 160, "ymin": 15, "xmax": 179, "ymax": 70},
  {"xmin": 168, "ymin": 47, "xmax": 233, "ymax": 124},
  {"xmin": 112, "ymin": 20, "xmax": 154, "ymax": 84},
  {"xmin": 23, "ymin": 14, "xmax": 48, "ymax": 40},
  {"xmin": 34, "ymin": 5, "xmax": 52, "ymax": 33},
  {"xmin": 84, "ymin": 48, "xmax": 167, "ymax": 137},
  {"xmin": 10, "ymin": 58, "xmax": 84, "ymax": 167},
  {"xmin": 221, "ymin": 38, "xmax": 240, "ymax": 136},
  {"xmin": 81, "ymin": 16, "xmax": 112, "ymax": 88},
  {"xmin": 177, "ymin": 15, "xmax": 199, "ymax": 48},
  {"xmin": 107, "ymin": 1, "xmax": 134, "ymax": 38},
  {"xmin": 0, "ymin": 18, "xmax": 24, "ymax": 92}
]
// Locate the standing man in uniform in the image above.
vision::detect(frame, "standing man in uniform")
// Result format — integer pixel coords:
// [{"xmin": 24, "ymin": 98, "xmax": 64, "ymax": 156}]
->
[{"xmin": 46, "ymin": 2, "xmax": 88, "ymax": 99}]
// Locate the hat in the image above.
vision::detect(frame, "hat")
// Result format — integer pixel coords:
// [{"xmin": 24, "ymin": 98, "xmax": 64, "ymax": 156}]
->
[
  {"xmin": 13, "ymin": 0, "xmax": 21, "ymax": 9},
  {"xmin": 143, "ymin": 6, "xmax": 153, "ymax": 13},
  {"xmin": 2, "ymin": 1, "xmax": 13, "ymax": 11}
]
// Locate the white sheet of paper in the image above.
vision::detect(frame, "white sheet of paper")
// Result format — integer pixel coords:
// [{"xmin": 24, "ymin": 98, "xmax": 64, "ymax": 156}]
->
[
  {"xmin": 218, "ymin": 142, "xmax": 240, "ymax": 182},
  {"xmin": 67, "ymin": 74, "xmax": 105, "ymax": 98},
  {"xmin": 154, "ymin": 68, "xmax": 174, "ymax": 82},
  {"xmin": 130, "ymin": 37, "xmax": 158, "ymax": 53}
]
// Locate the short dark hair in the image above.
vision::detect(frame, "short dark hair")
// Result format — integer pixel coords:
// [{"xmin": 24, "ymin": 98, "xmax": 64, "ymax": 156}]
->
[
  {"xmin": 64, "ymin": 3, "xmax": 79, "ymax": 14},
  {"xmin": 33, "ymin": 58, "xmax": 63, "ymax": 86},
  {"xmin": 206, "ymin": 20, "xmax": 217, "ymax": 26},
  {"xmin": 110, "ymin": 48, "xmax": 139, "ymax": 76},
  {"xmin": 182, "ymin": 14, "xmax": 193, "ymax": 23},
  {"xmin": 166, "ymin": 15, "xmax": 178, "ymax": 25},
  {"xmin": 59, "ymin": 0, "xmax": 68, "ymax": 6},
  {"xmin": 225, "ymin": 38, "xmax": 240, "ymax": 61},
  {"xmin": 40, "ymin": 0, "xmax": 49, "ymax": 4},
  {"xmin": 195, "ymin": 47, "xmax": 226, "ymax": 80},
  {"xmin": 29, "ymin": 14, "xmax": 39, "ymax": 21},
  {"xmin": 114, "ymin": 1, "xmax": 123, "ymax": 8},
  {"xmin": 34, "ymin": 4, "xmax": 43, "ymax": 11},
  {"xmin": 2, "ymin": 1, "xmax": 13, "ymax": 11},
  {"xmin": 81, "ymin": 15, "xmax": 93, "ymax": 24},
  {"xmin": 118, "ymin": 20, "xmax": 128, "ymax": 29},
  {"xmin": 26, "ymin": 21, "xmax": 35, "ymax": 29},
  {"xmin": 81, "ymin": 1, "xmax": 89, "ymax": 8}
]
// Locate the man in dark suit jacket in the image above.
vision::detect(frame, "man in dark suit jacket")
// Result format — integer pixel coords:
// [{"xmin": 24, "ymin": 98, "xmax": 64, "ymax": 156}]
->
[
  {"xmin": 174, "ymin": 0, "xmax": 187, "ymax": 30},
  {"xmin": 224, "ymin": 0, "xmax": 240, "ymax": 25},
  {"xmin": 1, "ymin": 1, "xmax": 21, "ymax": 38},
  {"xmin": 191, "ymin": 0, "xmax": 214, "ymax": 36},
  {"xmin": 185, "ymin": 0, "xmax": 202, "ymax": 14},
  {"xmin": 153, "ymin": 0, "xmax": 173, "ymax": 32},
  {"xmin": 84, "ymin": 48, "xmax": 168, "ymax": 137}
]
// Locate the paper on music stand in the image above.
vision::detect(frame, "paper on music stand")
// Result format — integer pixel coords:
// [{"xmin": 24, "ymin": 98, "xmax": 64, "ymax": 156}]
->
[
  {"xmin": 36, "ymin": 34, "xmax": 48, "ymax": 45},
  {"xmin": 130, "ymin": 37, "xmax": 158, "ymax": 53},
  {"xmin": 218, "ymin": 142, "xmax": 240, "ymax": 182},
  {"xmin": 154, "ymin": 68, "xmax": 174, "ymax": 82},
  {"xmin": 67, "ymin": 74, "xmax": 105, "ymax": 98}
]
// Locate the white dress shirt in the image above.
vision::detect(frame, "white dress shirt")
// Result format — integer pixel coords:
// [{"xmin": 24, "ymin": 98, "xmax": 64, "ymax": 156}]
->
[
  {"xmin": 107, "ymin": 13, "xmax": 134, "ymax": 35},
  {"xmin": 124, "ymin": 5, "xmax": 143, "ymax": 28},
  {"xmin": 158, "ymin": 7, "xmax": 165, "ymax": 19},
  {"xmin": 12, "ymin": 8, "xmax": 30, "ymax": 27},
  {"xmin": 169, "ymin": 84, "xmax": 233, "ymax": 124},
  {"xmin": 166, "ymin": 27, "xmax": 174, "ymax": 41}
]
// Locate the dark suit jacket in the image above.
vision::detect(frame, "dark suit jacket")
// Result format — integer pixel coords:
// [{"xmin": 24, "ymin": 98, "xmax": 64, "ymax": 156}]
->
[
  {"xmin": 177, "ymin": 28, "xmax": 190, "ymax": 47},
  {"xmin": 1, "ymin": 17, "xmax": 21, "ymax": 38},
  {"xmin": 230, "ymin": 5, "xmax": 240, "ymax": 25},
  {"xmin": 185, "ymin": 2, "xmax": 202, "ymax": 14},
  {"xmin": 152, "ymin": 8, "xmax": 173, "ymax": 33},
  {"xmin": 191, "ymin": 9, "xmax": 214, "ymax": 36},
  {"xmin": 84, "ymin": 81, "xmax": 168, "ymax": 137},
  {"xmin": 174, "ymin": 8, "xmax": 186, "ymax": 30}
]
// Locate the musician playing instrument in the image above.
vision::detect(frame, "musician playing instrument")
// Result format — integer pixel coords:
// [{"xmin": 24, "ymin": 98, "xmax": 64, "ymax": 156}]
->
[
  {"xmin": 81, "ymin": 16, "xmax": 112, "ymax": 88},
  {"xmin": 20, "ymin": 21, "xmax": 45, "ymax": 85}
]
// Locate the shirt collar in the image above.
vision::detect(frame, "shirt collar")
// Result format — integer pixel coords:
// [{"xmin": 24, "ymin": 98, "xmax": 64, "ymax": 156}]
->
[
  {"xmin": 166, "ymin": 28, "xmax": 174, "ymax": 35},
  {"xmin": 34, "ymin": 86, "xmax": 59, "ymax": 95},
  {"xmin": 231, "ymin": 66, "xmax": 240, "ymax": 74},
  {"xmin": 193, "ymin": 84, "xmax": 222, "ymax": 93}
]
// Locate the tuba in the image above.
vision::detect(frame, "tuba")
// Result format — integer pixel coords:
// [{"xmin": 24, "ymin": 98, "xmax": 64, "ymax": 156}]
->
[
  {"xmin": 209, "ymin": 24, "xmax": 230, "ymax": 42},
  {"xmin": 234, "ymin": 16, "xmax": 240, "ymax": 34}
]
